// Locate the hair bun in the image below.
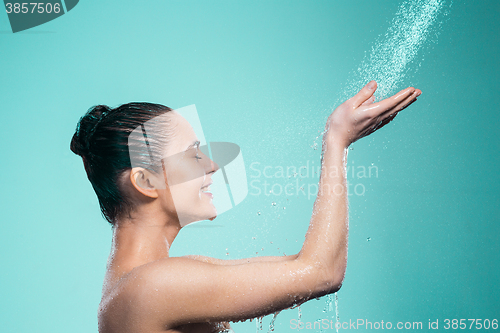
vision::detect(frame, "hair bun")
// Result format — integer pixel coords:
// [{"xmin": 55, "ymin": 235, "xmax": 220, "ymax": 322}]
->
[{"xmin": 70, "ymin": 105, "xmax": 112, "ymax": 158}]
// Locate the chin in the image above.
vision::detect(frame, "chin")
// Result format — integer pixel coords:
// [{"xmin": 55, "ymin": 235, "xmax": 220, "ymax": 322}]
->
[
  {"xmin": 205, "ymin": 205, "xmax": 218, "ymax": 221},
  {"xmin": 181, "ymin": 207, "xmax": 217, "ymax": 226}
]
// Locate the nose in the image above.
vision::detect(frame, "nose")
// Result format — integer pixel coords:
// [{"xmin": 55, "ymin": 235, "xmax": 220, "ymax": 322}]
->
[
  {"xmin": 210, "ymin": 158, "xmax": 220, "ymax": 174},
  {"xmin": 200, "ymin": 150, "xmax": 219, "ymax": 174}
]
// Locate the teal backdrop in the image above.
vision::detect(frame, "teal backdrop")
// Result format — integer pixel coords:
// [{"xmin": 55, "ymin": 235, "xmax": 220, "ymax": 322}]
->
[{"xmin": 0, "ymin": 1, "xmax": 498, "ymax": 332}]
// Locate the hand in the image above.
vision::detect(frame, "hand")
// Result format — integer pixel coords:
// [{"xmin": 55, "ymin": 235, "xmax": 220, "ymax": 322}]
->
[{"xmin": 325, "ymin": 81, "xmax": 421, "ymax": 147}]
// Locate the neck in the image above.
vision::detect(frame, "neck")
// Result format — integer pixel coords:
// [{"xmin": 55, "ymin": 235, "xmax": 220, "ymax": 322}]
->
[{"xmin": 108, "ymin": 206, "xmax": 181, "ymax": 270}]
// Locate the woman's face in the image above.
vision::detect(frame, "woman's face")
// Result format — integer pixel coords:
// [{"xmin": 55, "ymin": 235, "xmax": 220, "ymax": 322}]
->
[{"xmin": 160, "ymin": 111, "xmax": 219, "ymax": 227}]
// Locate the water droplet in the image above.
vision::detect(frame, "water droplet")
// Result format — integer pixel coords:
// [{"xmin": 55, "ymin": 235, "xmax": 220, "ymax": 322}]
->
[
  {"xmin": 271, "ymin": 202, "xmax": 276, "ymax": 206},
  {"xmin": 258, "ymin": 316, "xmax": 263, "ymax": 331},
  {"xmin": 268, "ymin": 311, "xmax": 280, "ymax": 332},
  {"xmin": 335, "ymin": 292, "xmax": 340, "ymax": 333},
  {"xmin": 257, "ymin": 211, "xmax": 261, "ymax": 215},
  {"xmin": 367, "ymin": 237, "xmax": 371, "ymax": 241},
  {"xmin": 283, "ymin": 207, "xmax": 286, "ymax": 210}
]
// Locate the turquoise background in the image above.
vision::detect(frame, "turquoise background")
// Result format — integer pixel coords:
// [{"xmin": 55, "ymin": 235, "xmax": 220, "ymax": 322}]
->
[{"xmin": 0, "ymin": 1, "xmax": 498, "ymax": 332}]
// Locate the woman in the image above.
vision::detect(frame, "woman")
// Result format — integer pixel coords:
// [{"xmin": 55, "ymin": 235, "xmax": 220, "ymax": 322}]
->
[{"xmin": 70, "ymin": 81, "xmax": 421, "ymax": 333}]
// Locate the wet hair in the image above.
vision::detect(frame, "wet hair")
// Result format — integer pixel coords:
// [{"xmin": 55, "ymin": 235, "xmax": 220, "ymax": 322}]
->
[{"xmin": 70, "ymin": 102, "xmax": 173, "ymax": 224}]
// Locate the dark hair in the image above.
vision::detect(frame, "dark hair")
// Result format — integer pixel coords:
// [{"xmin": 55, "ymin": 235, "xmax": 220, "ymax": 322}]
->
[{"xmin": 70, "ymin": 102, "xmax": 173, "ymax": 224}]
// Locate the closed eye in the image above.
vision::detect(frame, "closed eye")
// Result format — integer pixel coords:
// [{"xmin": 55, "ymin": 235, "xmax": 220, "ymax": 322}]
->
[{"xmin": 194, "ymin": 147, "xmax": 202, "ymax": 160}]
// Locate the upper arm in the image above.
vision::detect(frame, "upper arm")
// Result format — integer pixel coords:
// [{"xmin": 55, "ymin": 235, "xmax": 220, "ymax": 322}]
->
[{"xmin": 125, "ymin": 256, "xmax": 336, "ymax": 329}]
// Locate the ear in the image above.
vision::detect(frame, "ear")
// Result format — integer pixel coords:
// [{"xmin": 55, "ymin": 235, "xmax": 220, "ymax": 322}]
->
[{"xmin": 129, "ymin": 167, "xmax": 160, "ymax": 199}]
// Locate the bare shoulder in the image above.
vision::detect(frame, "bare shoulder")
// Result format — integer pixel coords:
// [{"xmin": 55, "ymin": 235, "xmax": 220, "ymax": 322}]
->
[{"xmin": 98, "ymin": 257, "xmax": 187, "ymax": 332}]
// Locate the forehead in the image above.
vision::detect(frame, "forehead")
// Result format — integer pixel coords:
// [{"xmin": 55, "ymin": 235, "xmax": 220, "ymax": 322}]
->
[{"xmin": 164, "ymin": 111, "xmax": 198, "ymax": 154}]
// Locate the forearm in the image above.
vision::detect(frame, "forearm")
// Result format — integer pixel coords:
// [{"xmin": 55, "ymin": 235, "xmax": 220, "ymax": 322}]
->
[
  {"xmin": 297, "ymin": 132, "xmax": 349, "ymax": 289},
  {"xmin": 183, "ymin": 254, "xmax": 298, "ymax": 265}
]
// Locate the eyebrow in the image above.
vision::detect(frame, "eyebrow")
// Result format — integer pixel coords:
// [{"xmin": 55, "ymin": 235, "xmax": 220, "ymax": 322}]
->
[{"xmin": 185, "ymin": 140, "xmax": 200, "ymax": 151}]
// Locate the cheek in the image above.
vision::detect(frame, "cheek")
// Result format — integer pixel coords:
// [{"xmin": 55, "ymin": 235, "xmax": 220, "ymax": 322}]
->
[
  {"xmin": 170, "ymin": 178, "xmax": 204, "ymax": 204},
  {"xmin": 165, "ymin": 159, "xmax": 205, "ymax": 187}
]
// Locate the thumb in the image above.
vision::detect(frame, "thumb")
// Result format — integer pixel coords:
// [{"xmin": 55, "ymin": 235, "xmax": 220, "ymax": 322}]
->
[{"xmin": 350, "ymin": 81, "xmax": 377, "ymax": 108}]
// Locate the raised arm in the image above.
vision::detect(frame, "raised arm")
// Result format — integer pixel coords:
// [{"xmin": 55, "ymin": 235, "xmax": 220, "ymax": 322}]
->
[
  {"xmin": 298, "ymin": 81, "xmax": 420, "ymax": 286},
  {"xmin": 100, "ymin": 81, "xmax": 421, "ymax": 331}
]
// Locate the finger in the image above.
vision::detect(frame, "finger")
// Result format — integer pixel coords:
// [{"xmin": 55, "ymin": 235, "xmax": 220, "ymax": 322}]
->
[
  {"xmin": 361, "ymin": 95, "xmax": 375, "ymax": 106},
  {"xmin": 350, "ymin": 81, "xmax": 377, "ymax": 108},
  {"xmin": 388, "ymin": 89, "xmax": 421, "ymax": 115},
  {"xmin": 378, "ymin": 89, "xmax": 422, "ymax": 124},
  {"xmin": 367, "ymin": 89, "xmax": 421, "ymax": 134},
  {"xmin": 365, "ymin": 86, "xmax": 416, "ymax": 116},
  {"xmin": 397, "ymin": 93, "xmax": 419, "ymax": 111}
]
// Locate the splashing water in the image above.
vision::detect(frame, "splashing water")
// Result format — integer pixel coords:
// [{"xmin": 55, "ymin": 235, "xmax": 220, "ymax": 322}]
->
[
  {"xmin": 335, "ymin": 292, "xmax": 340, "ymax": 333},
  {"xmin": 267, "ymin": 311, "xmax": 281, "ymax": 332},
  {"xmin": 256, "ymin": 316, "xmax": 263, "ymax": 332},
  {"xmin": 313, "ymin": 0, "xmax": 448, "ymax": 150},
  {"xmin": 323, "ymin": 293, "xmax": 340, "ymax": 333},
  {"xmin": 317, "ymin": 1, "xmax": 448, "ymax": 325},
  {"xmin": 344, "ymin": 0, "xmax": 446, "ymax": 101}
]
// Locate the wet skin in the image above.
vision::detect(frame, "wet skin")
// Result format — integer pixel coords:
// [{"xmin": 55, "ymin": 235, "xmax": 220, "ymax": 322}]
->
[{"xmin": 98, "ymin": 82, "xmax": 421, "ymax": 332}]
